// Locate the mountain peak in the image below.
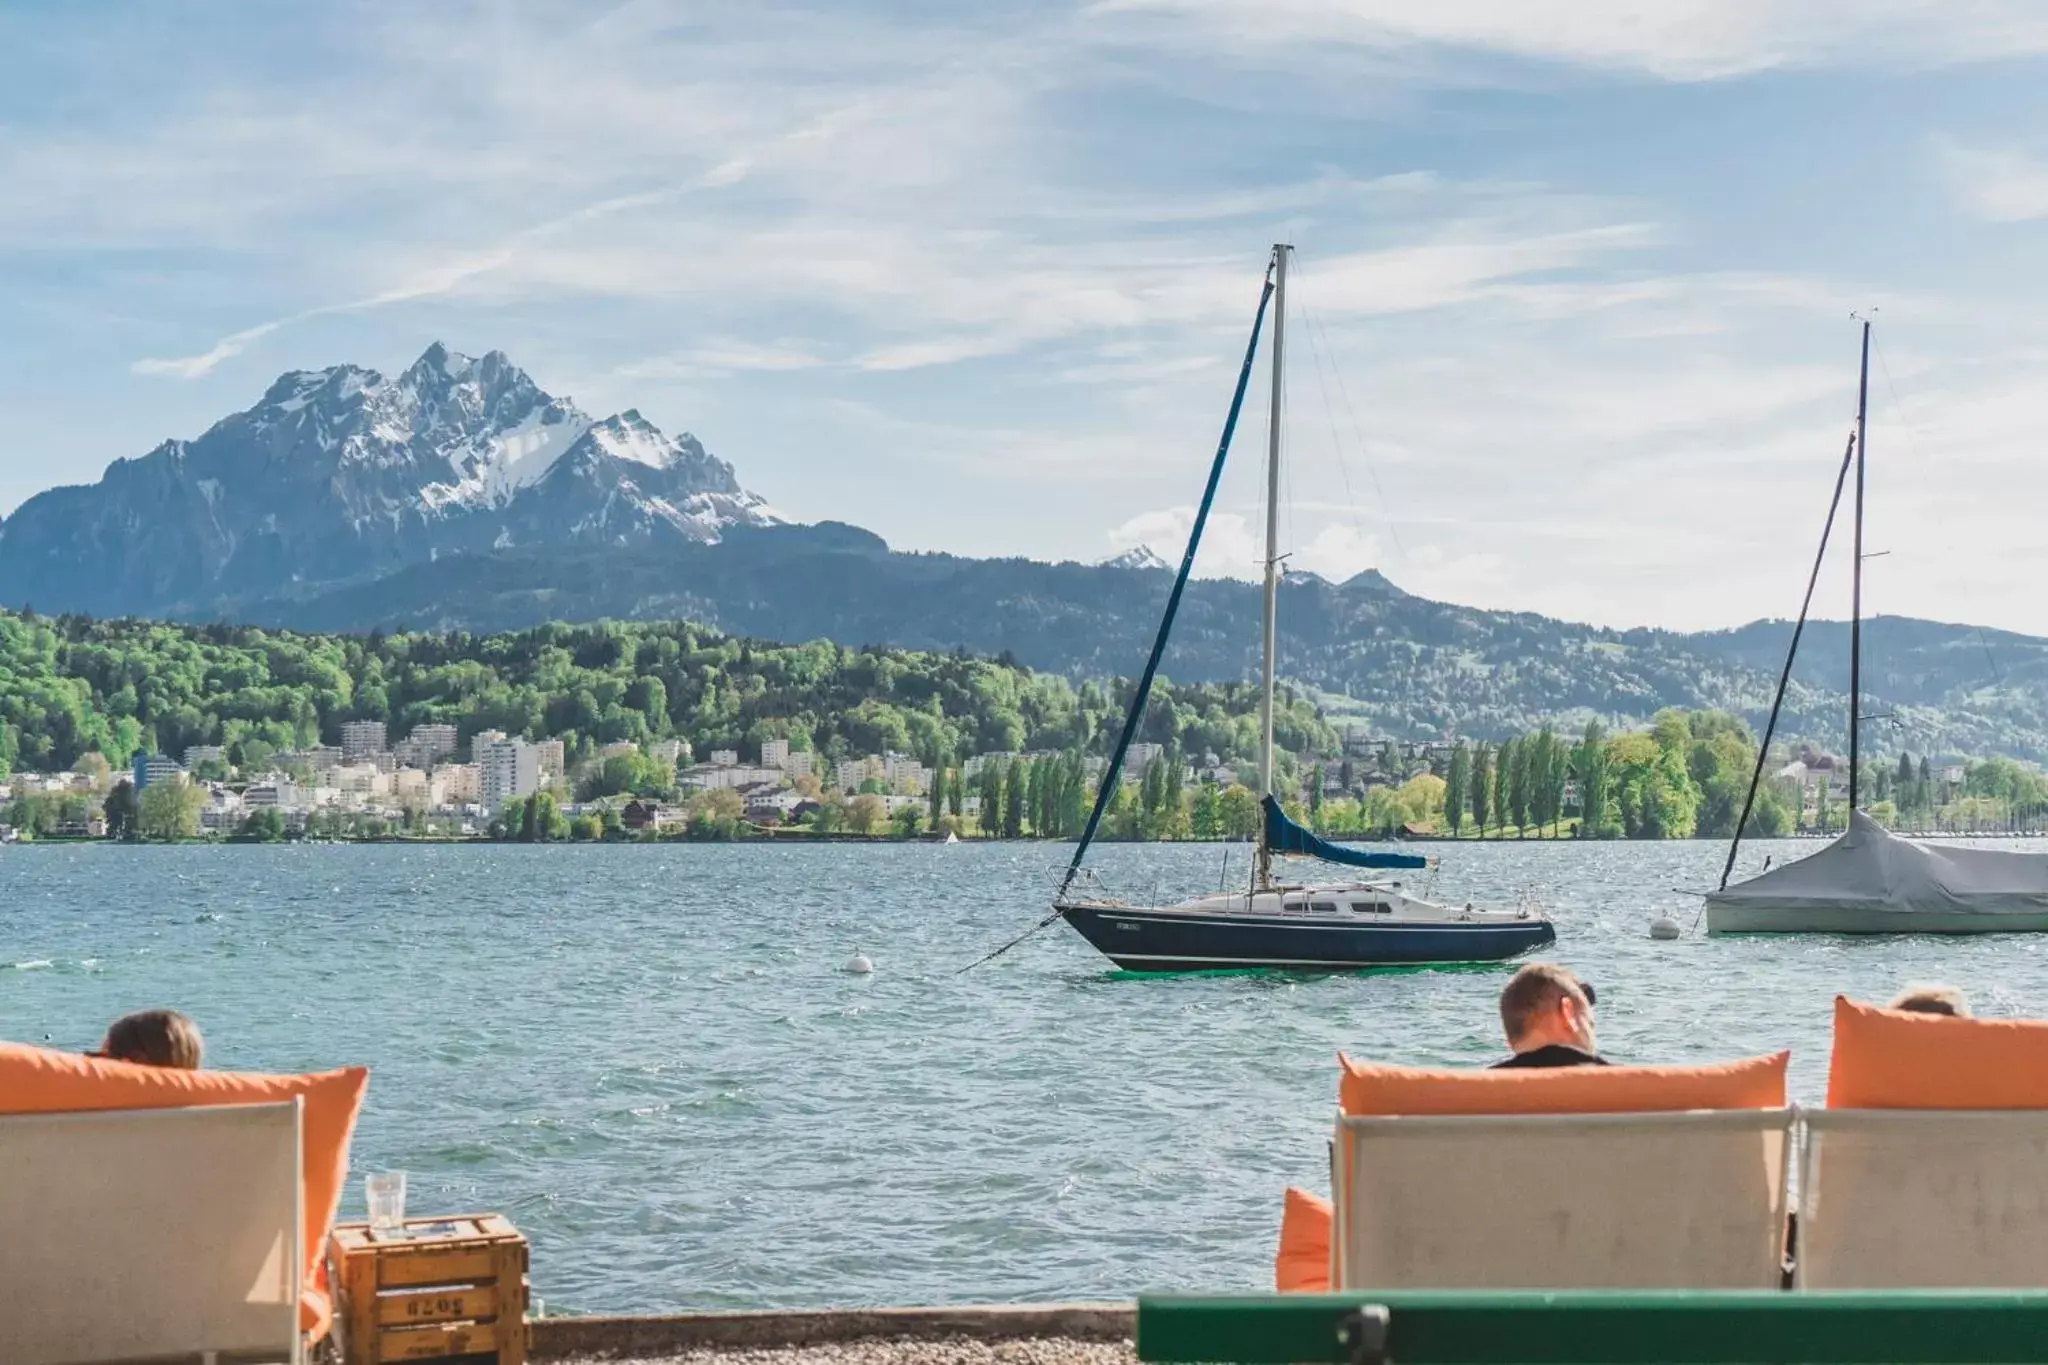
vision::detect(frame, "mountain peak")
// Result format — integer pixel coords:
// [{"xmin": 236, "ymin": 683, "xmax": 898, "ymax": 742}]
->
[
  {"xmin": 1102, "ymin": 545, "xmax": 1172, "ymax": 572},
  {"xmin": 1342, "ymin": 567, "xmax": 1406, "ymax": 597}
]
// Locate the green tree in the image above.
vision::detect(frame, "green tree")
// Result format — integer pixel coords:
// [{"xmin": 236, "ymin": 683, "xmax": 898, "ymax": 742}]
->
[
  {"xmin": 1218, "ymin": 783, "xmax": 1261, "ymax": 840},
  {"xmin": 845, "ymin": 792, "xmax": 885, "ymax": 836},
  {"xmin": 1002, "ymin": 761, "xmax": 1026, "ymax": 838},
  {"xmin": 977, "ymin": 761, "xmax": 1004, "ymax": 837},
  {"xmin": 232, "ymin": 808, "xmax": 289, "ymax": 842},
  {"xmin": 1574, "ymin": 722, "xmax": 1613, "ymax": 837},
  {"xmin": 1469, "ymin": 743, "xmax": 1491, "ymax": 837},
  {"xmin": 102, "ymin": 778, "xmax": 138, "ymax": 840},
  {"xmin": 137, "ymin": 778, "xmax": 202, "ymax": 840},
  {"xmin": 1497, "ymin": 736, "xmax": 1521, "ymax": 835},
  {"xmin": 1444, "ymin": 742, "xmax": 1468, "ymax": 836}
]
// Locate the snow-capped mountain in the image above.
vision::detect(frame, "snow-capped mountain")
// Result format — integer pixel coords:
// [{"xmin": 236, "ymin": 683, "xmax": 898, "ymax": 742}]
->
[
  {"xmin": 0, "ymin": 343, "xmax": 782, "ymax": 616},
  {"xmin": 1100, "ymin": 545, "xmax": 1172, "ymax": 572}
]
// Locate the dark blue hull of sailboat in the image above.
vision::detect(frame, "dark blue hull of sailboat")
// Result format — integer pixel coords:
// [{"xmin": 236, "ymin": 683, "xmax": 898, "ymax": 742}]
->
[{"xmin": 1058, "ymin": 903, "xmax": 1554, "ymax": 972}]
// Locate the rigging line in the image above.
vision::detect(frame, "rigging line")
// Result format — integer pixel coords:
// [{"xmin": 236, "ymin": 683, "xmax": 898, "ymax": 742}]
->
[
  {"xmin": 958, "ymin": 259, "xmax": 1280, "ymax": 975},
  {"xmin": 1870, "ymin": 336, "xmax": 2004, "ymax": 692},
  {"xmin": 1293, "ymin": 275, "xmax": 1376, "ymax": 573},
  {"xmin": 1305, "ymin": 301, "xmax": 1407, "ymax": 565},
  {"xmin": 1296, "ymin": 270, "xmax": 1410, "ymax": 563},
  {"xmin": 1704, "ymin": 427, "xmax": 1859, "ymax": 925}
]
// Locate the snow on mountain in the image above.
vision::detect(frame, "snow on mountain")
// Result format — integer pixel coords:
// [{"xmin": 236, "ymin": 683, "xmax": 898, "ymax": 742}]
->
[
  {"xmin": 1101, "ymin": 545, "xmax": 1173, "ymax": 572},
  {"xmin": 0, "ymin": 342, "xmax": 785, "ymax": 617}
]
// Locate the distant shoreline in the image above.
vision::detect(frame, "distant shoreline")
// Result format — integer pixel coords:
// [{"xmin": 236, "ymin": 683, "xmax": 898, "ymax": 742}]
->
[{"xmin": 11, "ymin": 828, "xmax": 2048, "ymax": 848}]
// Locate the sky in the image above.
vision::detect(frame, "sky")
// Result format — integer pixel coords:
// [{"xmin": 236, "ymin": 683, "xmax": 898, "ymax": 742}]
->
[{"xmin": 5, "ymin": 1, "xmax": 2048, "ymax": 634}]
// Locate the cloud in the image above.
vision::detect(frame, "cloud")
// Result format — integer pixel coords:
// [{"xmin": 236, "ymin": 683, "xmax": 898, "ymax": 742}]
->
[
  {"xmin": 1095, "ymin": 0, "xmax": 2048, "ymax": 81},
  {"xmin": 1936, "ymin": 139, "xmax": 2048, "ymax": 222}
]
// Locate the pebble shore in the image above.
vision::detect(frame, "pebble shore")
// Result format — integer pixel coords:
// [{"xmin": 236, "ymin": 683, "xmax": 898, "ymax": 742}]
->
[{"xmin": 565, "ymin": 1337, "xmax": 1136, "ymax": 1365}]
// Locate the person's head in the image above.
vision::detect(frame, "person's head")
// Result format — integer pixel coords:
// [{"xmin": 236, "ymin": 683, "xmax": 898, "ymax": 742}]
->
[
  {"xmin": 100, "ymin": 1009, "xmax": 204, "ymax": 1069},
  {"xmin": 1889, "ymin": 984, "xmax": 1971, "ymax": 1019},
  {"xmin": 1499, "ymin": 963, "xmax": 1597, "ymax": 1054}
]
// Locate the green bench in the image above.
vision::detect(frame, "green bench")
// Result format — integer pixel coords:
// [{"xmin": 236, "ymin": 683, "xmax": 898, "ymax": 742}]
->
[{"xmin": 1137, "ymin": 1292, "xmax": 2048, "ymax": 1364}]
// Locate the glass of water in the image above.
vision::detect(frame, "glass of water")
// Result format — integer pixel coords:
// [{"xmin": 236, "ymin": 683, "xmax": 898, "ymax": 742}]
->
[{"xmin": 366, "ymin": 1170, "xmax": 407, "ymax": 1234}]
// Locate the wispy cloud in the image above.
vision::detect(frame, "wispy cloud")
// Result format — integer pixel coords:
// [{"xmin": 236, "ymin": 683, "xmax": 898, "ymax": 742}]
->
[
  {"xmin": 1935, "ymin": 138, "xmax": 2048, "ymax": 222},
  {"xmin": 1095, "ymin": 0, "xmax": 2048, "ymax": 81}
]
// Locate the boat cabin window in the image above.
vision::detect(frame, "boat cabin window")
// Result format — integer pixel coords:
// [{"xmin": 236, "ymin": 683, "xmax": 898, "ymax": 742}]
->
[
  {"xmin": 1353, "ymin": 900, "xmax": 1392, "ymax": 915},
  {"xmin": 1309, "ymin": 901, "xmax": 1339, "ymax": 914}
]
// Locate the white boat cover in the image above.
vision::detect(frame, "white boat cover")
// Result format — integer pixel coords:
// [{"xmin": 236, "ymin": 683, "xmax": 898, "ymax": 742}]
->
[{"xmin": 1706, "ymin": 810, "xmax": 2048, "ymax": 933}]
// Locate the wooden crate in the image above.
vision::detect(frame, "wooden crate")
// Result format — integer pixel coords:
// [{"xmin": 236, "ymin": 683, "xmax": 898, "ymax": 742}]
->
[{"xmin": 330, "ymin": 1214, "xmax": 528, "ymax": 1365}]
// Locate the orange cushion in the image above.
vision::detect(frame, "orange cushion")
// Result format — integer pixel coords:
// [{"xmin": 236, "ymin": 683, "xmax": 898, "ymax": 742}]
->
[
  {"xmin": 0, "ymin": 1042, "xmax": 367, "ymax": 1340},
  {"xmin": 1275, "ymin": 1186, "xmax": 1332, "ymax": 1292},
  {"xmin": 1338, "ymin": 1050, "xmax": 1789, "ymax": 1115},
  {"xmin": 1829, "ymin": 994, "xmax": 2048, "ymax": 1109}
]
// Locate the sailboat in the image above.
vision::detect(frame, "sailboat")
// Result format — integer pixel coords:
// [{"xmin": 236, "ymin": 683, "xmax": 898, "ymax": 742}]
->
[
  {"xmin": 1705, "ymin": 322, "xmax": 2048, "ymax": 933},
  {"xmin": 1050, "ymin": 246, "xmax": 1555, "ymax": 972}
]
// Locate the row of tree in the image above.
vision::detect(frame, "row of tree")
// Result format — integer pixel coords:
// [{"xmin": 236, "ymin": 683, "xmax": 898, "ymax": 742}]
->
[{"xmin": 0, "ymin": 610, "xmax": 1332, "ymax": 786}]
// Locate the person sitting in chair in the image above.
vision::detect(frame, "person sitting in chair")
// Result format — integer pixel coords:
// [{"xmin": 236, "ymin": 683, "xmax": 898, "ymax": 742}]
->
[
  {"xmin": 1889, "ymin": 983, "xmax": 1971, "ymax": 1018},
  {"xmin": 97, "ymin": 1008, "xmax": 204, "ymax": 1069},
  {"xmin": 1491, "ymin": 963, "xmax": 1608, "ymax": 1068}
]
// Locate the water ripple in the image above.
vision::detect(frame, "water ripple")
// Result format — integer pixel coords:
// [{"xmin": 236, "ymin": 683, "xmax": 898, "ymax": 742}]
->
[{"xmin": 4, "ymin": 837, "xmax": 2043, "ymax": 1312}]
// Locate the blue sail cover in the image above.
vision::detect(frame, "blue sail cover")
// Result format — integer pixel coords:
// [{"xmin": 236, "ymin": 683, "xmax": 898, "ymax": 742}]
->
[{"xmin": 1261, "ymin": 795, "xmax": 1429, "ymax": 871}]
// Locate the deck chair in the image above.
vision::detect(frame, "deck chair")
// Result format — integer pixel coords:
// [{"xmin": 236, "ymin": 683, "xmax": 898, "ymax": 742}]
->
[
  {"xmin": 1796, "ymin": 1107, "xmax": 2048, "ymax": 1288},
  {"xmin": 1332, "ymin": 1108, "xmax": 1794, "ymax": 1289},
  {"xmin": 0, "ymin": 1099, "xmax": 304, "ymax": 1365}
]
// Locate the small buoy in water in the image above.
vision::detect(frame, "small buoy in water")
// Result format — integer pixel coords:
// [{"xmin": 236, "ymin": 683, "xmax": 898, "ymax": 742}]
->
[
  {"xmin": 1649, "ymin": 916, "xmax": 1682, "ymax": 941},
  {"xmin": 843, "ymin": 952, "xmax": 874, "ymax": 975}
]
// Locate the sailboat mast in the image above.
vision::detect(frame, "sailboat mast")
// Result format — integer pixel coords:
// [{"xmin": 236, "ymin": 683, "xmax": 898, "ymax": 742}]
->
[
  {"xmin": 1258, "ymin": 243, "xmax": 1290, "ymax": 887},
  {"xmin": 1849, "ymin": 320, "xmax": 1869, "ymax": 811}
]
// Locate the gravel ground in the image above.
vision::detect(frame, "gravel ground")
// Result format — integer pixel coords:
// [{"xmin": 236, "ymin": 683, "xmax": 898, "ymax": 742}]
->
[{"xmin": 560, "ymin": 1336, "xmax": 1137, "ymax": 1365}]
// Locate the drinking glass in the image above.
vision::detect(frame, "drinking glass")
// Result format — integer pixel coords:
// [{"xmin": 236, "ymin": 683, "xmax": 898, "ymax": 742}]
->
[{"xmin": 366, "ymin": 1170, "xmax": 407, "ymax": 1234}]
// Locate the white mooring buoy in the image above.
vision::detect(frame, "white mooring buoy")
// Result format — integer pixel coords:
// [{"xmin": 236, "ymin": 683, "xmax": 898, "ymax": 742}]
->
[
  {"xmin": 1649, "ymin": 916, "xmax": 1683, "ymax": 941},
  {"xmin": 843, "ymin": 952, "xmax": 875, "ymax": 975}
]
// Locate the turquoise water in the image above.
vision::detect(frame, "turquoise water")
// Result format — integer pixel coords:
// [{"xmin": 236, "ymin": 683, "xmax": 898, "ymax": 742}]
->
[{"xmin": 6, "ymin": 837, "xmax": 2048, "ymax": 1314}]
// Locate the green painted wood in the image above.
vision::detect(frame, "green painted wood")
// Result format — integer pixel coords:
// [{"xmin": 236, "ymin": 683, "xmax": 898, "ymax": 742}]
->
[{"xmin": 1137, "ymin": 1291, "xmax": 2048, "ymax": 1364}]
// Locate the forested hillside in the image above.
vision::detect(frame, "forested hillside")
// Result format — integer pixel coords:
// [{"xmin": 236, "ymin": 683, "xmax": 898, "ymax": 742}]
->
[
  {"xmin": 0, "ymin": 609, "xmax": 1331, "ymax": 778},
  {"xmin": 197, "ymin": 524, "xmax": 2048, "ymax": 761}
]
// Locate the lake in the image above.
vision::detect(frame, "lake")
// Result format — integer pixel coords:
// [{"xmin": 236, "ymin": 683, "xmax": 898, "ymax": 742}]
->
[{"xmin": 6, "ymin": 836, "xmax": 2048, "ymax": 1314}]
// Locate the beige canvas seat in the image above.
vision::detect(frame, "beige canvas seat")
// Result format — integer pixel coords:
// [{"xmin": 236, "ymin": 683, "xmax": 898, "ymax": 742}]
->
[
  {"xmin": 1796, "ymin": 1107, "xmax": 2048, "ymax": 1288},
  {"xmin": 1331, "ymin": 1109, "xmax": 1794, "ymax": 1290},
  {"xmin": 0, "ymin": 1099, "xmax": 303, "ymax": 1365}
]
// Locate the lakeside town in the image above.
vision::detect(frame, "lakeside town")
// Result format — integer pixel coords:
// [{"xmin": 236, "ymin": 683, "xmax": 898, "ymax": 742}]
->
[{"xmin": 5, "ymin": 707, "xmax": 2041, "ymax": 846}]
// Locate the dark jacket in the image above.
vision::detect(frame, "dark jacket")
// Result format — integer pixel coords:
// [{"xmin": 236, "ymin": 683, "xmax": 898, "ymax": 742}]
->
[{"xmin": 1490, "ymin": 1043, "xmax": 1610, "ymax": 1069}]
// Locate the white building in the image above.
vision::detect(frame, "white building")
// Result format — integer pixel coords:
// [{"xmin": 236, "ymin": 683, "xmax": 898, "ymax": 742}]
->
[
  {"xmin": 133, "ymin": 754, "xmax": 184, "ymax": 790},
  {"xmin": 478, "ymin": 737, "xmax": 540, "ymax": 810},
  {"xmin": 535, "ymin": 739, "xmax": 566, "ymax": 781},
  {"xmin": 183, "ymin": 744, "xmax": 225, "ymax": 770},
  {"xmin": 648, "ymin": 738, "xmax": 684, "ymax": 766},
  {"xmin": 295, "ymin": 745, "xmax": 344, "ymax": 772},
  {"xmin": 837, "ymin": 756, "xmax": 884, "ymax": 792},
  {"xmin": 599, "ymin": 740, "xmax": 640, "ymax": 760},
  {"xmin": 433, "ymin": 763, "xmax": 481, "ymax": 806},
  {"xmin": 710, "ymin": 749, "xmax": 740, "ymax": 767},
  {"xmin": 1125, "ymin": 742, "xmax": 1164, "ymax": 771},
  {"xmin": 883, "ymin": 752, "xmax": 931, "ymax": 795},
  {"xmin": 680, "ymin": 763, "xmax": 782, "ymax": 791},
  {"xmin": 243, "ymin": 778, "xmax": 301, "ymax": 809},
  {"xmin": 782, "ymin": 751, "xmax": 814, "ymax": 777},
  {"xmin": 411, "ymin": 724, "xmax": 459, "ymax": 763},
  {"xmin": 395, "ymin": 724, "xmax": 460, "ymax": 770},
  {"xmin": 340, "ymin": 720, "xmax": 389, "ymax": 763},
  {"xmin": 761, "ymin": 738, "xmax": 791, "ymax": 770}
]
